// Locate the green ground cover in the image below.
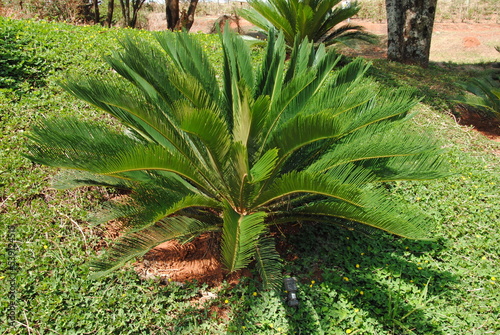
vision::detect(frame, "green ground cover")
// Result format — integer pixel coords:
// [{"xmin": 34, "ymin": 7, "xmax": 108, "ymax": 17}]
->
[{"xmin": 1, "ymin": 17, "xmax": 499, "ymax": 334}]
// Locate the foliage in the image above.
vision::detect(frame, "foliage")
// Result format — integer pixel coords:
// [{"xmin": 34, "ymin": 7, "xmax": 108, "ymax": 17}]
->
[
  {"xmin": 1, "ymin": 18, "xmax": 499, "ymax": 334},
  {"xmin": 0, "ymin": 20, "xmax": 46, "ymax": 91},
  {"xmin": 455, "ymin": 77, "xmax": 500, "ymax": 120},
  {"xmin": 24, "ymin": 27, "xmax": 448, "ymax": 290},
  {"xmin": 238, "ymin": 0, "xmax": 377, "ymax": 48}
]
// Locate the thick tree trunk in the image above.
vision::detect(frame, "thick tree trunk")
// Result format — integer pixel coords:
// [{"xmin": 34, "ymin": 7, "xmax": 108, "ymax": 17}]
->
[
  {"xmin": 105, "ymin": 0, "xmax": 114, "ymax": 28},
  {"xmin": 385, "ymin": 0, "xmax": 437, "ymax": 68},
  {"xmin": 166, "ymin": 0, "xmax": 180, "ymax": 30}
]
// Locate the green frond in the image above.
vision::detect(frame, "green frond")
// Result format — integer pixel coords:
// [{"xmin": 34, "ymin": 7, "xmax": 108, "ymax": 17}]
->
[
  {"xmin": 25, "ymin": 117, "xmax": 139, "ymax": 170},
  {"xmin": 254, "ymin": 235, "xmax": 282, "ymax": 290},
  {"xmin": 87, "ymin": 144, "xmax": 212, "ymax": 191},
  {"xmin": 368, "ymin": 153, "xmax": 451, "ymax": 182},
  {"xmin": 220, "ymin": 203, "xmax": 267, "ymax": 272},
  {"xmin": 223, "ymin": 141, "xmax": 250, "ymax": 206},
  {"xmin": 89, "ymin": 216, "xmax": 214, "ymax": 279},
  {"xmin": 241, "ymin": 0, "xmax": 368, "ymax": 48},
  {"xmin": 291, "ymin": 200, "xmax": 434, "ymax": 239},
  {"xmin": 306, "ymin": 123, "xmax": 442, "ymax": 174},
  {"xmin": 176, "ymin": 105, "xmax": 231, "ymax": 164},
  {"xmin": 59, "ymin": 78, "xmax": 176, "ymax": 150},
  {"xmin": 254, "ymin": 31, "xmax": 286, "ymax": 99},
  {"xmin": 232, "ymin": 84, "xmax": 253, "ymax": 146},
  {"xmin": 267, "ymin": 111, "xmax": 344, "ymax": 162},
  {"xmin": 253, "ymin": 170, "xmax": 367, "ymax": 209},
  {"xmin": 221, "ymin": 27, "xmax": 255, "ymax": 128},
  {"xmin": 155, "ymin": 31, "xmax": 221, "ymax": 106},
  {"xmin": 104, "ymin": 37, "xmax": 179, "ymax": 105},
  {"xmin": 249, "ymin": 148, "xmax": 279, "ymax": 183},
  {"xmin": 50, "ymin": 170, "xmax": 135, "ymax": 190}
]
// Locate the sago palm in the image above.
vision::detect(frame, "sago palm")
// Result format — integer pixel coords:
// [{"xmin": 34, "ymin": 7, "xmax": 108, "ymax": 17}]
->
[
  {"xmin": 239, "ymin": 0, "xmax": 376, "ymax": 48},
  {"xmin": 456, "ymin": 78, "xmax": 500, "ymax": 120},
  {"xmin": 26, "ymin": 29, "xmax": 447, "ymax": 289}
]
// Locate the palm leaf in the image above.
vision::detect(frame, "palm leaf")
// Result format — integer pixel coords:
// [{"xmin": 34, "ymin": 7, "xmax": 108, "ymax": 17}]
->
[
  {"xmin": 249, "ymin": 148, "xmax": 279, "ymax": 183},
  {"xmin": 291, "ymin": 200, "xmax": 433, "ymax": 239},
  {"xmin": 220, "ymin": 203, "xmax": 267, "ymax": 272},
  {"xmin": 254, "ymin": 235, "xmax": 282, "ymax": 289},
  {"xmin": 253, "ymin": 169, "xmax": 369, "ymax": 209}
]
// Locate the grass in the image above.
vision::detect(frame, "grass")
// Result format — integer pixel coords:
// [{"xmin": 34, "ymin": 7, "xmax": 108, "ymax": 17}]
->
[{"xmin": 1, "ymin": 17, "xmax": 499, "ymax": 334}]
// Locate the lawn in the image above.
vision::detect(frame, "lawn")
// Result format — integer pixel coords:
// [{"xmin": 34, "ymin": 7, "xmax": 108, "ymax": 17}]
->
[{"xmin": 0, "ymin": 17, "xmax": 499, "ymax": 334}]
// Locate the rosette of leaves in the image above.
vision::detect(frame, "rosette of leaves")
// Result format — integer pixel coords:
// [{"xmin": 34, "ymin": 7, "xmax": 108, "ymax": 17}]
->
[
  {"xmin": 459, "ymin": 78, "xmax": 500, "ymax": 120},
  {"xmin": 238, "ymin": 0, "xmax": 376, "ymax": 48},
  {"xmin": 26, "ymin": 29, "xmax": 447, "ymax": 289}
]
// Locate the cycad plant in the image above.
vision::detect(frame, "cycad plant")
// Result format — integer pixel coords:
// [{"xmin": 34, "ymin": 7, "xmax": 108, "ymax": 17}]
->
[
  {"xmin": 239, "ymin": 0, "xmax": 376, "ymax": 48},
  {"xmin": 26, "ymin": 29, "xmax": 447, "ymax": 289},
  {"xmin": 456, "ymin": 78, "xmax": 500, "ymax": 120}
]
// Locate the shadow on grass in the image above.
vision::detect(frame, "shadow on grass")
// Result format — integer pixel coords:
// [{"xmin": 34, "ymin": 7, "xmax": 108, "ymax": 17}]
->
[
  {"xmin": 363, "ymin": 58, "xmax": 498, "ymax": 113},
  {"xmin": 229, "ymin": 223, "xmax": 458, "ymax": 334}
]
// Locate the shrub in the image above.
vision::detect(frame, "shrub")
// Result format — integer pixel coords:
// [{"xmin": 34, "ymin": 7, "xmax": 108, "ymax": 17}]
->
[
  {"xmin": 460, "ymin": 79, "xmax": 500, "ymax": 118},
  {"xmin": 0, "ymin": 20, "xmax": 46, "ymax": 91},
  {"xmin": 238, "ymin": 0, "xmax": 377, "ymax": 48},
  {"xmin": 26, "ymin": 29, "xmax": 448, "ymax": 289}
]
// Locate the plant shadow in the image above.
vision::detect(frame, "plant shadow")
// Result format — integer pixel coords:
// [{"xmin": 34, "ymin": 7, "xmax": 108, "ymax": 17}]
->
[{"xmin": 229, "ymin": 222, "xmax": 459, "ymax": 334}]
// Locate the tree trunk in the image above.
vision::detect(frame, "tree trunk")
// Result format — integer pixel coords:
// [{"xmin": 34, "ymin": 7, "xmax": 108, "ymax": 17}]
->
[
  {"xmin": 93, "ymin": 0, "xmax": 100, "ymax": 24},
  {"xmin": 385, "ymin": 0, "xmax": 437, "ymax": 68},
  {"xmin": 120, "ymin": 0, "xmax": 130, "ymax": 27},
  {"xmin": 166, "ymin": 0, "xmax": 199, "ymax": 31},
  {"xmin": 166, "ymin": 0, "xmax": 180, "ymax": 30},
  {"xmin": 130, "ymin": 0, "xmax": 145, "ymax": 29},
  {"xmin": 183, "ymin": 0, "xmax": 199, "ymax": 31},
  {"xmin": 105, "ymin": 0, "xmax": 114, "ymax": 28}
]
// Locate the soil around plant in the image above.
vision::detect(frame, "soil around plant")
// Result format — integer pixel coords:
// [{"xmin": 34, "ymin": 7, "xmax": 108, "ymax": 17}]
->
[{"xmin": 133, "ymin": 232, "xmax": 254, "ymax": 287}]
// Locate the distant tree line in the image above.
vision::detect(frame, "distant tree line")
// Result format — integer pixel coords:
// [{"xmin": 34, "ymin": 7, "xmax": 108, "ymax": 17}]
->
[{"xmin": 0, "ymin": 0, "xmax": 469, "ymax": 67}]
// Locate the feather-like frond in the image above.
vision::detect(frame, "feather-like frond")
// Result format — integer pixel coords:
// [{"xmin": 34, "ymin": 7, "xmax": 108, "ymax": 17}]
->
[
  {"xmin": 253, "ymin": 169, "xmax": 367, "ymax": 209},
  {"xmin": 221, "ymin": 203, "xmax": 267, "ymax": 272},
  {"xmin": 254, "ymin": 235, "xmax": 282, "ymax": 289},
  {"xmin": 291, "ymin": 200, "xmax": 434, "ymax": 239}
]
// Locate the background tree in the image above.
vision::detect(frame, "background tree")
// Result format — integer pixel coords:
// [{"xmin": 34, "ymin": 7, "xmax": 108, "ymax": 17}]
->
[
  {"xmin": 166, "ymin": 0, "xmax": 199, "ymax": 31},
  {"xmin": 119, "ymin": 0, "xmax": 145, "ymax": 28},
  {"xmin": 105, "ymin": 0, "xmax": 114, "ymax": 28},
  {"xmin": 385, "ymin": 0, "xmax": 437, "ymax": 67},
  {"xmin": 93, "ymin": 0, "xmax": 100, "ymax": 24}
]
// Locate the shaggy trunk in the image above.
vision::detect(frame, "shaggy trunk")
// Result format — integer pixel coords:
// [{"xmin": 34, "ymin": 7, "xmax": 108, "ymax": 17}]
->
[
  {"xmin": 105, "ymin": 0, "xmax": 114, "ymax": 27},
  {"xmin": 166, "ymin": 0, "xmax": 199, "ymax": 31},
  {"xmin": 385, "ymin": 0, "xmax": 437, "ymax": 68}
]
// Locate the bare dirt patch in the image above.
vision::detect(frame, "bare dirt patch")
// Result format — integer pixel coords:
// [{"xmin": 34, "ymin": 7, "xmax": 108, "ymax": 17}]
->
[
  {"xmin": 456, "ymin": 107, "xmax": 500, "ymax": 142},
  {"xmin": 342, "ymin": 19, "xmax": 500, "ymax": 63},
  {"xmin": 134, "ymin": 233, "xmax": 225, "ymax": 286},
  {"xmin": 133, "ymin": 232, "xmax": 253, "ymax": 287},
  {"xmin": 147, "ymin": 13, "xmax": 500, "ymax": 63}
]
